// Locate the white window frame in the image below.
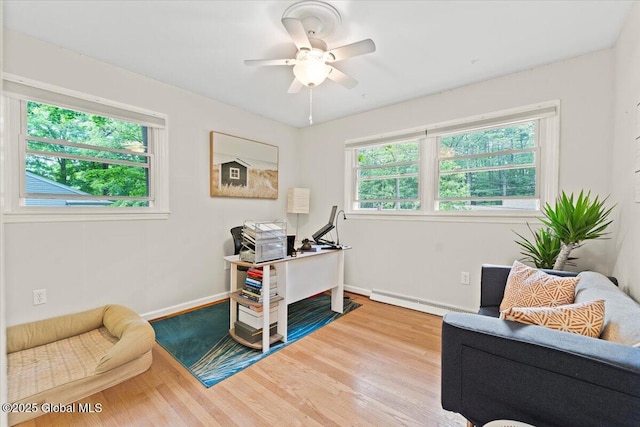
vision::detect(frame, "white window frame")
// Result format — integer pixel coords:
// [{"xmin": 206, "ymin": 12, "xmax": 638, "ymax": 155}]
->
[
  {"xmin": 230, "ymin": 167, "xmax": 240, "ymax": 180},
  {"xmin": 344, "ymin": 101, "xmax": 560, "ymax": 222},
  {"xmin": 352, "ymin": 135, "xmax": 423, "ymax": 211},
  {"xmin": 1, "ymin": 74, "xmax": 170, "ymax": 223},
  {"xmin": 435, "ymin": 119, "xmax": 540, "ymax": 210}
]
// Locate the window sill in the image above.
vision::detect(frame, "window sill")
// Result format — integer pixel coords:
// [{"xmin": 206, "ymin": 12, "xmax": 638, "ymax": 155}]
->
[
  {"xmin": 2, "ymin": 209, "xmax": 170, "ymax": 223},
  {"xmin": 344, "ymin": 210, "xmax": 544, "ymax": 224}
]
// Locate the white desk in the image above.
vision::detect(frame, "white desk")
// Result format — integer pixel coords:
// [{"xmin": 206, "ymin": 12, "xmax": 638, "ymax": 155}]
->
[{"xmin": 224, "ymin": 248, "xmax": 349, "ymax": 353}]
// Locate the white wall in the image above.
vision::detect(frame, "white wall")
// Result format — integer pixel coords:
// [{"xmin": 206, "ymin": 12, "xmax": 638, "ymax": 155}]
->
[
  {"xmin": 2, "ymin": 31, "xmax": 300, "ymax": 325},
  {"xmin": 298, "ymin": 50, "xmax": 616, "ymax": 312},
  {"xmin": 2, "ymin": 24, "xmax": 630, "ymax": 324},
  {"xmin": 611, "ymin": 3, "xmax": 640, "ymax": 300},
  {"xmin": 0, "ymin": 20, "xmax": 8, "ymax": 426}
]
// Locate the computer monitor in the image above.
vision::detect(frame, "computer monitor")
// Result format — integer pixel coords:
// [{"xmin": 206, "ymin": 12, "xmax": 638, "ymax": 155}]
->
[{"xmin": 312, "ymin": 205, "xmax": 337, "ymax": 244}]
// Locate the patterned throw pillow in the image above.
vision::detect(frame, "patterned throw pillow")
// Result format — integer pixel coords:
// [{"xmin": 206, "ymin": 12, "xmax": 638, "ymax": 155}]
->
[
  {"xmin": 499, "ymin": 260, "xmax": 579, "ymax": 311},
  {"xmin": 500, "ymin": 299, "xmax": 605, "ymax": 338}
]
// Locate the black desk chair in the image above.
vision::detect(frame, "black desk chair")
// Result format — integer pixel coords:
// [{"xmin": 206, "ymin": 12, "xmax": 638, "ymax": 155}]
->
[
  {"xmin": 230, "ymin": 226, "xmax": 243, "ymax": 255},
  {"xmin": 230, "ymin": 226, "xmax": 249, "ymax": 272}
]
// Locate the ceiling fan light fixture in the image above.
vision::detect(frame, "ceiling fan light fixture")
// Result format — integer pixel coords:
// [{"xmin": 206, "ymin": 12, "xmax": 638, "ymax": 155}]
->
[
  {"xmin": 245, "ymin": 0, "xmax": 376, "ymax": 124},
  {"xmin": 293, "ymin": 59, "xmax": 331, "ymax": 87}
]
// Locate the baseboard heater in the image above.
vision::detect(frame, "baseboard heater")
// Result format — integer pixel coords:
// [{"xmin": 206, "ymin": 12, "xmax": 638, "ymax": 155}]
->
[{"xmin": 369, "ymin": 289, "xmax": 474, "ymax": 316}]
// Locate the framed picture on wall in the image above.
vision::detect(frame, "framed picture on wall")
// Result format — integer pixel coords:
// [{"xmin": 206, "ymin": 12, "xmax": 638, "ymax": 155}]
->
[{"xmin": 210, "ymin": 131, "xmax": 279, "ymax": 199}]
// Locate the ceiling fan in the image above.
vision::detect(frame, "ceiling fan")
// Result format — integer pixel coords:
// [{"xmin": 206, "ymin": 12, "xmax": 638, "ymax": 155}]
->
[{"xmin": 244, "ymin": 0, "xmax": 376, "ymax": 94}]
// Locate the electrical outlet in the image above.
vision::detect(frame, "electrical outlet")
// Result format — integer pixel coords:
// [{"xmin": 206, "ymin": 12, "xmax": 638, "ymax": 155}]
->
[
  {"xmin": 33, "ymin": 289, "xmax": 47, "ymax": 305},
  {"xmin": 460, "ymin": 272, "xmax": 470, "ymax": 285},
  {"xmin": 224, "ymin": 260, "xmax": 230, "ymax": 270}
]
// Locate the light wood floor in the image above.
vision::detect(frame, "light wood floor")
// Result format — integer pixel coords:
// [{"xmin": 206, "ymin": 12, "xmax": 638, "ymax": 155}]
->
[{"xmin": 18, "ymin": 293, "xmax": 466, "ymax": 426}]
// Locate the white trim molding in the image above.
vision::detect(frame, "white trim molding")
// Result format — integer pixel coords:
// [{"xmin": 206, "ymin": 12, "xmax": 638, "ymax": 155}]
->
[
  {"xmin": 1, "ymin": 75, "xmax": 171, "ymax": 223},
  {"xmin": 369, "ymin": 289, "xmax": 476, "ymax": 316},
  {"xmin": 344, "ymin": 100, "xmax": 560, "ymax": 220}
]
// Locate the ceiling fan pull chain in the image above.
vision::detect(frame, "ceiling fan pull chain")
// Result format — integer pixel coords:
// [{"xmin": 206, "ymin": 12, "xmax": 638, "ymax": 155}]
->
[{"xmin": 309, "ymin": 87, "xmax": 313, "ymax": 125}]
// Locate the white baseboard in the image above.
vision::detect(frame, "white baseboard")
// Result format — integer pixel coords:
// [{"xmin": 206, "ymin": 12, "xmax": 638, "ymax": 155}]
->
[
  {"xmin": 141, "ymin": 291, "xmax": 229, "ymax": 320},
  {"xmin": 344, "ymin": 284, "xmax": 371, "ymax": 296},
  {"xmin": 141, "ymin": 286, "xmax": 458, "ymax": 321},
  {"xmin": 142, "ymin": 284, "xmax": 370, "ymax": 321},
  {"xmin": 369, "ymin": 289, "xmax": 475, "ymax": 316}
]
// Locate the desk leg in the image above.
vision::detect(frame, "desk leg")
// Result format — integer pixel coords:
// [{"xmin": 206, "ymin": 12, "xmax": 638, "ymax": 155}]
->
[
  {"xmin": 276, "ymin": 263, "xmax": 287, "ymax": 343},
  {"xmin": 230, "ymin": 264, "xmax": 238, "ymax": 328},
  {"xmin": 331, "ymin": 250, "xmax": 345, "ymax": 314},
  {"xmin": 261, "ymin": 265, "xmax": 270, "ymax": 353}
]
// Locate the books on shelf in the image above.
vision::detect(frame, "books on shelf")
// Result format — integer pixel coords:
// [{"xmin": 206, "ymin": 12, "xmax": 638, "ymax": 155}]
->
[
  {"xmin": 246, "ymin": 265, "xmax": 275, "ymax": 278},
  {"xmin": 238, "ymin": 304, "xmax": 278, "ymax": 329},
  {"xmin": 240, "ymin": 267, "xmax": 278, "ymax": 302},
  {"xmin": 230, "ymin": 257, "xmax": 282, "ymax": 347},
  {"xmin": 234, "ymin": 320, "xmax": 277, "ymax": 344},
  {"xmin": 244, "ymin": 277, "xmax": 263, "ymax": 287},
  {"xmin": 240, "ymin": 288, "xmax": 277, "ymax": 302}
]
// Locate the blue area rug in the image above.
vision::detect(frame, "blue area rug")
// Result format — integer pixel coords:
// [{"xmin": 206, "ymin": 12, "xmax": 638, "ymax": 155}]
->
[{"xmin": 152, "ymin": 294, "xmax": 360, "ymax": 387}]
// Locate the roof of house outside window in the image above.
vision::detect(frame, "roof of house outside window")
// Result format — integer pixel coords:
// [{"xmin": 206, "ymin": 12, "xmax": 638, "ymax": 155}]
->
[{"xmin": 25, "ymin": 172, "xmax": 112, "ymax": 206}]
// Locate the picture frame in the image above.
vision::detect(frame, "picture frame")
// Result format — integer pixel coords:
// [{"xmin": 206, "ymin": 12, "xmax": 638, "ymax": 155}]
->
[{"xmin": 210, "ymin": 131, "xmax": 279, "ymax": 199}]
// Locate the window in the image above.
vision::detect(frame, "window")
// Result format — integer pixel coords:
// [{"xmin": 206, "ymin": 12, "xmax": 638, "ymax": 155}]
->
[
  {"xmin": 345, "ymin": 102, "xmax": 559, "ymax": 218},
  {"xmin": 354, "ymin": 138, "xmax": 421, "ymax": 211},
  {"xmin": 2, "ymin": 75, "xmax": 169, "ymax": 221},
  {"xmin": 437, "ymin": 121, "xmax": 538, "ymax": 211},
  {"xmin": 230, "ymin": 167, "xmax": 240, "ymax": 180},
  {"xmin": 25, "ymin": 101, "xmax": 152, "ymax": 207}
]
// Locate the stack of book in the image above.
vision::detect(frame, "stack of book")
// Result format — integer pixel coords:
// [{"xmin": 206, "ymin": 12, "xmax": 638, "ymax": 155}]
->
[
  {"xmin": 234, "ymin": 266, "xmax": 279, "ymax": 344},
  {"xmin": 238, "ymin": 304, "xmax": 277, "ymax": 329},
  {"xmin": 240, "ymin": 267, "xmax": 278, "ymax": 302},
  {"xmin": 234, "ymin": 320, "xmax": 277, "ymax": 344}
]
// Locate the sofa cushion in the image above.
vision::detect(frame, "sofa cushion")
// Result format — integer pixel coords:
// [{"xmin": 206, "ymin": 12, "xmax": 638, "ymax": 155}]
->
[
  {"xmin": 500, "ymin": 261, "xmax": 579, "ymax": 311},
  {"xmin": 575, "ymin": 271, "xmax": 640, "ymax": 346},
  {"xmin": 500, "ymin": 299, "xmax": 605, "ymax": 338}
]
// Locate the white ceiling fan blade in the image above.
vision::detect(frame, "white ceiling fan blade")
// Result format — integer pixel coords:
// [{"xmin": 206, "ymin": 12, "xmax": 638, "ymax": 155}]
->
[
  {"xmin": 328, "ymin": 66, "xmax": 358, "ymax": 89},
  {"xmin": 327, "ymin": 39, "xmax": 376, "ymax": 62},
  {"xmin": 281, "ymin": 17, "xmax": 312, "ymax": 51},
  {"xmin": 244, "ymin": 58, "xmax": 296, "ymax": 67},
  {"xmin": 287, "ymin": 78, "xmax": 303, "ymax": 94}
]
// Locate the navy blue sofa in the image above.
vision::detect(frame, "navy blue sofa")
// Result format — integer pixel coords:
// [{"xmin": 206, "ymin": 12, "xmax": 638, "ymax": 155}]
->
[{"xmin": 441, "ymin": 264, "xmax": 640, "ymax": 427}]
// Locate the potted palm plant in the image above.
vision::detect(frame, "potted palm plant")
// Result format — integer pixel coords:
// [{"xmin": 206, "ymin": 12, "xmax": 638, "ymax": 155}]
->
[
  {"xmin": 514, "ymin": 225, "xmax": 563, "ymax": 269},
  {"xmin": 514, "ymin": 190, "xmax": 614, "ymax": 270}
]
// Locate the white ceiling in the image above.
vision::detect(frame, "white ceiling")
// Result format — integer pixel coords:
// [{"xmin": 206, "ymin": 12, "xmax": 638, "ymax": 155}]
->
[{"xmin": 3, "ymin": 1, "xmax": 634, "ymax": 128}]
